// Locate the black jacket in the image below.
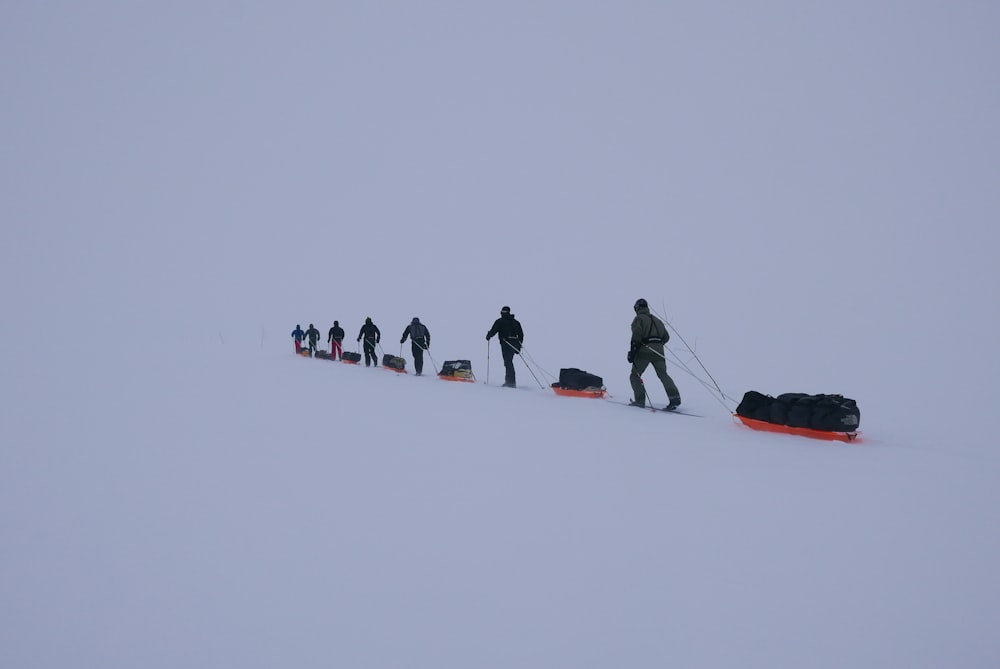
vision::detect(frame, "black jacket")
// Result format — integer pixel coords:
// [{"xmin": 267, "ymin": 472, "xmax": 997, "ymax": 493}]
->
[
  {"xmin": 487, "ymin": 313, "xmax": 523, "ymax": 351},
  {"xmin": 328, "ymin": 325, "xmax": 345, "ymax": 342},
  {"xmin": 305, "ymin": 327, "xmax": 321, "ymax": 344},
  {"xmin": 357, "ymin": 322, "xmax": 380, "ymax": 345},
  {"xmin": 400, "ymin": 322, "xmax": 430, "ymax": 347}
]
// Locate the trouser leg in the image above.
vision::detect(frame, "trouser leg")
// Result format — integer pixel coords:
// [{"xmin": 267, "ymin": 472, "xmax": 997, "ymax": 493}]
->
[
  {"xmin": 501, "ymin": 346, "xmax": 516, "ymax": 385},
  {"xmin": 650, "ymin": 357, "xmax": 681, "ymax": 404},
  {"xmin": 412, "ymin": 343, "xmax": 423, "ymax": 374},
  {"xmin": 630, "ymin": 358, "xmax": 651, "ymax": 405}
]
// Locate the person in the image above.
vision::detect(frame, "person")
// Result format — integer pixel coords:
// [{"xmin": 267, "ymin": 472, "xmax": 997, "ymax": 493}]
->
[
  {"xmin": 357, "ymin": 317, "xmax": 381, "ymax": 367},
  {"xmin": 291, "ymin": 324, "xmax": 305, "ymax": 353},
  {"xmin": 628, "ymin": 298, "xmax": 681, "ymax": 410},
  {"xmin": 327, "ymin": 321, "xmax": 345, "ymax": 360},
  {"xmin": 400, "ymin": 317, "xmax": 431, "ymax": 376},
  {"xmin": 304, "ymin": 323, "xmax": 321, "ymax": 355},
  {"xmin": 486, "ymin": 305, "xmax": 523, "ymax": 388}
]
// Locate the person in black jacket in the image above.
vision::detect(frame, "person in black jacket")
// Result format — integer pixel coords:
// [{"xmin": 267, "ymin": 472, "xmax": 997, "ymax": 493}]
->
[
  {"xmin": 304, "ymin": 323, "xmax": 321, "ymax": 355},
  {"xmin": 486, "ymin": 305, "xmax": 523, "ymax": 388},
  {"xmin": 327, "ymin": 320, "xmax": 345, "ymax": 360},
  {"xmin": 357, "ymin": 317, "xmax": 381, "ymax": 367},
  {"xmin": 400, "ymin": 317, "xmax": 431, "ymax": 376}
]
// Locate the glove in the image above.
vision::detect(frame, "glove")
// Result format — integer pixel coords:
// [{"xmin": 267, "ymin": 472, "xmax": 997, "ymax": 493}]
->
[
  {"xmin": 627, "ymin": 350, "xmax": 635, "ymax": 363},
  {"xmin": 357, "ymin": 338, "xmax": 361, "ymax": 342},
  {"xmin": 485, "ymin": 333, "xmax": 491, "ymax": 341},
  {"xmin": 400, "ymin": 339, "xmax": 405, "ymax": 344}
]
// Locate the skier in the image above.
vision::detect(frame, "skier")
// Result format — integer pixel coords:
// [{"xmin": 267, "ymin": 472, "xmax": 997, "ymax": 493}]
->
[
  {"xmin": 304, "ymin": 323, "xmax": 321, "ymax": 356},
  {"xmin": 291, "ymin": 324, "xmax": 306, "ymax": 354},
  {"xmin": 357, "ymin": 317, "xmax": 381, "ymax": 367},
  {"xmin": 628, "ymin": 298, "xmax": 681, "ymax": 410},
  {"xmin": 486, "ymin": 306, "xmax": 523, "ymax": 388},
  {"xmin": 327, "ymin": 321, "xmax": 345, "ymax": 360},
  {"xmin": 400, "ymin": 317, "xmax": 431, "ymax": 376}
]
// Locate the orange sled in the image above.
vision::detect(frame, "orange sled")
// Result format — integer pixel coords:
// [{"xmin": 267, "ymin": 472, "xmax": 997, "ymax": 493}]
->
[
  {"xmin": 734, "ymin": 414, "xmax": 860, "ymax": 443},
  {"xmin": 551, "ymin": 385, "xmax": 607, "ymax": 399},
  {"xmin": 440, "ymin": 374, "xmax": 475, "ymax": 383}
]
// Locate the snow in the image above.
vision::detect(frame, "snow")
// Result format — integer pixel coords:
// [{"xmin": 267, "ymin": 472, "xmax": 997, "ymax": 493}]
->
[{"xmin": 2, "ymin": 2, "xmax": 1000, "ymax": 668}]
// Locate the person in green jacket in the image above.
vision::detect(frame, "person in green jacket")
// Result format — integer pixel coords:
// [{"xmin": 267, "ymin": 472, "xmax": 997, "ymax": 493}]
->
[{"xmin": 628, "ymin": 298, "xmax": 681, "ymax": 410}]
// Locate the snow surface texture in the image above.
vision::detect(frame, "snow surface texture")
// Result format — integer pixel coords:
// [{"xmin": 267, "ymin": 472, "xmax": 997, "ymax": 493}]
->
[{"xmin": 2, "ymin": 2, "xmax": 999, "ymax": 668}]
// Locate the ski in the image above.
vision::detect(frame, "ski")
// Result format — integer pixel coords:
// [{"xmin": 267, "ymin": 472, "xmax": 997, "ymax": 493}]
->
[{"xmin": 605, "ymin": 398, "xmax": 701, "ymax": 417}]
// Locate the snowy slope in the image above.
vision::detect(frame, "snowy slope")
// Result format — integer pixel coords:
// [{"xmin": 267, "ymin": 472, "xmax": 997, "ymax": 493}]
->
[{"xmin": 3, "ymin": 341, "xmax": 999, "ymax": 668}]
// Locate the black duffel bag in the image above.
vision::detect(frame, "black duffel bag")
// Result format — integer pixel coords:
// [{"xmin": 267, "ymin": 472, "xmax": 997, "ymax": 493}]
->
[
  {"xmin": 556, "ymin": 368, "xmax": 604, "ymax": 390},
  {"xmin": 382, "ymin": 354, "xmax": 406, "ymax": 370},
  {"xmin": 737, "ymin": 391, "xmax": 860, "ymax": 432}
]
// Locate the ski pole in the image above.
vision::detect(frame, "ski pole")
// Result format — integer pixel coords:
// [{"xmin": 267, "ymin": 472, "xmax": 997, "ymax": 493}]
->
[
  {"xmin": 486, "ymin": 339, "xmax": 490, "ymax": 384},
  {"xmin": 505, "ymin": 340, "xmax": 545, "ymax": 389},
  {"xmin": 420, "ymin": 342, "xmax": 439, "ymax": 373}
]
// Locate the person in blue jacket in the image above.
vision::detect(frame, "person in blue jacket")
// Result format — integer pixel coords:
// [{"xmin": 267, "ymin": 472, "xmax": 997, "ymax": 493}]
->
[{"xmin": 291, "ymin": 324, "xmax": 306, "ymax": 353}]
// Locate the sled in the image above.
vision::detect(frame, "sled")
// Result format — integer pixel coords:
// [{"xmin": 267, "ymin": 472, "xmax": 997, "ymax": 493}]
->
[
  {"xmin": 297, "ymin": 348, "xmax": 312, "ymax": 358},
  {"xmin": 439, "ymin": 371, "xmax": 476, "ymax": 383},
  {"xmin": 341, "ymin": 352, "xmax": 362, "ymax": 365},
  {"xmin": 551, "ymin": 384, "xmax": 607, "ymax": 399},
  {"xmin": 734, "ymin": 414, "xmax": 860, "ymax": 443}
]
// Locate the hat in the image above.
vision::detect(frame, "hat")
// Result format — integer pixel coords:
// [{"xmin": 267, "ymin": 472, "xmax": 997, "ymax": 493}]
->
[
  {"xmin": 633, "ymin": 298, "xmax": 648, "ymax": 311},
  {"xmin": 412, "ymin": 317, "xmax": 420, "ymax": 323},
  {"xmin": 501, "ymin": 306, "xmax": 511, "ymax": 314}
]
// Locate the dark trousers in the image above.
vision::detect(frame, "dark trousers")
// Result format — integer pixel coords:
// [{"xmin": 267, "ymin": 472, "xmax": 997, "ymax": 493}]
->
[
  {"xmin": 501, "ymin": 342, "xmax": 517, "ymax": 385},
  {"xmin": 363, "ymin": 342, "xmax": 377, "ymax": 366},
  {"xmin": 410, "ymin": 342, "xmax": 425, "ymax": 374},
  {"xmin": 629, "ymin": 346, "xmax": 680, "ymax": 406}
]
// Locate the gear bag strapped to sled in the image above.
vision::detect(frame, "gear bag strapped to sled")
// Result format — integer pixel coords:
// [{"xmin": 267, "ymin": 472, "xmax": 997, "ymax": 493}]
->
[
  {"xmin": 551, "ymin": 368, "xmax": 607, "ymax": 398},
  {"xmin": 439, "ymin": 360, "xmax": 475, "ymax": 382},
  {"xmin": 382, "ymin": 354, "xmax": 407, "ymax": 372},
  {"xmin": 735, "ymin": 391, "xmax": 861, "ymax": 441}
]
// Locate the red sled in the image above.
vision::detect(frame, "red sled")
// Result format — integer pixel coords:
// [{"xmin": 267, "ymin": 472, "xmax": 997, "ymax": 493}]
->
[
  {"xmin": 734, "ymin": 414, "xmax": 860, "ymax": 443},
  {"xmin": 440, "ymin": 374, "xmax": 475, "ymax": 383},
  {"xmin": 551, "ymin": 385, "xmax": 607, "ymax": 399}
]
